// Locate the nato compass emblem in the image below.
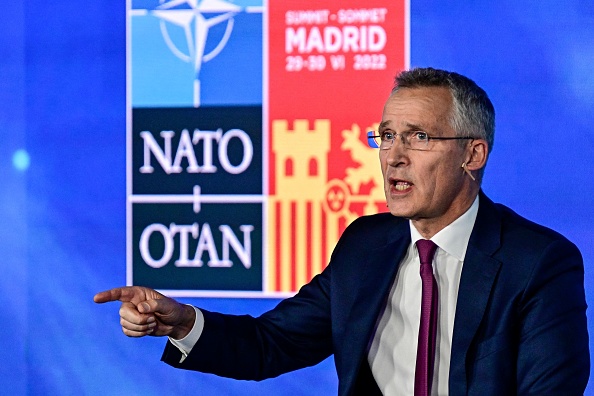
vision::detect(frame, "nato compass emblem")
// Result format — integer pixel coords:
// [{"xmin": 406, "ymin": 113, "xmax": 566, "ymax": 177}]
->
[{"xmin": 133, "ymin": 0, "xmax": 247, "ymax": 107}]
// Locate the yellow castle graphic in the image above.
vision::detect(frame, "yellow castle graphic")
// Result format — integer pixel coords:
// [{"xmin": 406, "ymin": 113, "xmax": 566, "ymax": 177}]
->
[{"xmin": 268, "ymin": 119, "xmax": 385, "ymax": 293}]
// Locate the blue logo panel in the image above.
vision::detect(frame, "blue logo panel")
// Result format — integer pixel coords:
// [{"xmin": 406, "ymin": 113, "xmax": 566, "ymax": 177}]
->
[{"xmin": 131, "ymin": 0, "xmax": 263, "ymax": 107}]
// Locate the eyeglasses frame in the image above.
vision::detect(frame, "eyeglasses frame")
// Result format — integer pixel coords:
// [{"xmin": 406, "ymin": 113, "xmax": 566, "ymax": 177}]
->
[{"xmin": 366, "ymin": 130, "xmax": 474, "ymax": 150}]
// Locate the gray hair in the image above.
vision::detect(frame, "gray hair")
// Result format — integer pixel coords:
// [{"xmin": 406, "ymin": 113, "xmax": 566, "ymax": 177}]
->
[{"xmin": 393, "ymin": 67, "xmax": 495, "ymax": 153}]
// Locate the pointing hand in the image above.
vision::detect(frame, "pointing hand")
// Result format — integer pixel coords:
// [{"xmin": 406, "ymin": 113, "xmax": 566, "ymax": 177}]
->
[{"xmin": 94, "ymin": 286, "xmax": 195, "ymax": 339}]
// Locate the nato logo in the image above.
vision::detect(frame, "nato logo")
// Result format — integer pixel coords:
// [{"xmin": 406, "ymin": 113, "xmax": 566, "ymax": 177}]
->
[{"xmin": 130, "ymin": 0, "xmax": 263, "ymax": 107}]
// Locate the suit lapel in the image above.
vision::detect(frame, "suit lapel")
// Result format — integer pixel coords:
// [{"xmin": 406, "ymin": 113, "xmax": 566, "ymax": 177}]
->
[
  {"xmin": 338, "ymin": 193, "xmax": 504, "ymax": 394},
  {"xmin": 340, "ymin": 224, "xmax": 411, "ymax": 393},
  {"xmin": 449, "ymin": 192, "xmax": 503, "ymax": 394}
]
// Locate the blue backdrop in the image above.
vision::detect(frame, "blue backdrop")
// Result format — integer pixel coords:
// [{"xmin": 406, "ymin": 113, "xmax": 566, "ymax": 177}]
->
[{"xmin": 1, "ymin": 1, "xmax": 593, "ymax": 394}]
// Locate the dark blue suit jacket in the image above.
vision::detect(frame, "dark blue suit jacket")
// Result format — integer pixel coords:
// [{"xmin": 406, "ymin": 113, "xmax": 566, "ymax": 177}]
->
[{"xmin": 162, "ymin": 192, "xmax": 589, "ymax": 395}]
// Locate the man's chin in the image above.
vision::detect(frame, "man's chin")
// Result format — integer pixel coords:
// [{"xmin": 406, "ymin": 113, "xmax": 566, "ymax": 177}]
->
[{"xmin": 386, "ymin": 205, "xmax": 414, "ymax": 219}]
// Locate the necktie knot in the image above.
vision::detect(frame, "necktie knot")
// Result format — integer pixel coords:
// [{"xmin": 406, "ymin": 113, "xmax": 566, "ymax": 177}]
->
[{"xmin": 416, "ymin": 239, "xmax": 438, "ymax": 266}]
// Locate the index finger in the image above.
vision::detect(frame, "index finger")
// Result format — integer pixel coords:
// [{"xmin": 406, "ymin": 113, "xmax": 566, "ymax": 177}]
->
[{"xmin": 93, "ymin": 287, "xmax": 139, "ymax": 304}]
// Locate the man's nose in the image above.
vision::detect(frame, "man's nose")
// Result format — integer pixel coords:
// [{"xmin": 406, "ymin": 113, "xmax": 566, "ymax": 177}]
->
[
  {"xmin": 384, "ymin": 135, "xmax": 408, "ymax": 166},
  {"xmin": 394, "ymin": 133, "xmax": 409, "ymax": 147}
]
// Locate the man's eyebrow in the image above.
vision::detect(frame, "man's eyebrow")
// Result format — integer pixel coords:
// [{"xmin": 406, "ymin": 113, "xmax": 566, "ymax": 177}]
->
[
  {"xmin": 403, "ymin": 122, "xmax": 425, "ymax": 131},
  {"xmin": 379, "ymin": 120, "xmax": 391, "ymax": 130},
  {"xmin": 379, "ymin": 121, "xmax": 427, "ymax": 131}
]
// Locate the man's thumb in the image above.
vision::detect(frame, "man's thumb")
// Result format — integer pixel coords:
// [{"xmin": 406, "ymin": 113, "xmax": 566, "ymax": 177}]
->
[{"xmin": 138, "ymin": 301, "xmax": 152, "ymax": 313}]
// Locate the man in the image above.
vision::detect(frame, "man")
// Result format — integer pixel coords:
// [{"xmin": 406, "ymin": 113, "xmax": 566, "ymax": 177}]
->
[{"xmin": 95, "ymin": 68, "xmax": 589, "ymax": 395}]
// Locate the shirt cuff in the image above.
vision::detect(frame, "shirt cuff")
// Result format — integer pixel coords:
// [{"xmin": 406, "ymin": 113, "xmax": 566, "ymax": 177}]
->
[{"xmin": 168, "ymin": 305, "xmax": 204, "ymax": 363}]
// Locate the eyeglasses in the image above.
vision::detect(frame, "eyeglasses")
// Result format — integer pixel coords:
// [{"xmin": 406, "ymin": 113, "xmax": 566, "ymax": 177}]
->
[{"xmin": 367, "ymin": 130, "xmax": 474, "ymax": 151}]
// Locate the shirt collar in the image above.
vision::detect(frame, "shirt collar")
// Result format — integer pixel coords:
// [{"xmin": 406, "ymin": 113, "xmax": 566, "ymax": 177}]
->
[{"xmin": 409, "ymin": 195, "xmax": 479, "ymax": 261}]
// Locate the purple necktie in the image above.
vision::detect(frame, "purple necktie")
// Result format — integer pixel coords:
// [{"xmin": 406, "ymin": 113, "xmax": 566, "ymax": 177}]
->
[{"xmin": 414, "ymin": 239, "xmax": 439, "ymax": 396}]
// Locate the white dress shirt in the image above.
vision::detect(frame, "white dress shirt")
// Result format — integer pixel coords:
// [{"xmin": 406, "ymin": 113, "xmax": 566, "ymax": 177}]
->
[
  {"xmin": 169, "ymin": 306, "xmax": 204, "ymax": 362},
  {"xmin": 368, "ymin": 196, "xmax": 479, "ymax": 395},
  {"xmin": 171, "ymin": 197, "xmax": 479, "ymax": 391}
]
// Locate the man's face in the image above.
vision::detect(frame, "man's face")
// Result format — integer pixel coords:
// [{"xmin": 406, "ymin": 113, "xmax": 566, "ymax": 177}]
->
[{"xmin": 380, "ymin": 86, "xmax": 475, "ymax": 234}]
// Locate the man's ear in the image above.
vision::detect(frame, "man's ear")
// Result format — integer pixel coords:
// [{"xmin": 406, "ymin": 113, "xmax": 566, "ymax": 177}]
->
[{"xmin": 464, "ymin": 139, "xmax": 488, "ymax": 172}]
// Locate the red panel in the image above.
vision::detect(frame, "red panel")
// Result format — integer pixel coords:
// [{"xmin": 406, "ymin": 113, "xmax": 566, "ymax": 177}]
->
[{"xmin": 269, "ymin": 1, "xmax": 408, "ymax": 191}]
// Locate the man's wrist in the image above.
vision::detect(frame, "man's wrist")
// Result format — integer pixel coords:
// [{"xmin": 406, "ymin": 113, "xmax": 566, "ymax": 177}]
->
[{"xmin": 170, "ymin": 303, "xmax": 197, "ymax": 340}]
